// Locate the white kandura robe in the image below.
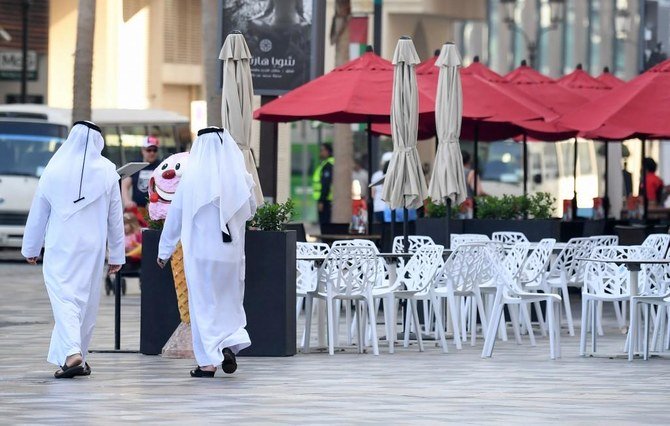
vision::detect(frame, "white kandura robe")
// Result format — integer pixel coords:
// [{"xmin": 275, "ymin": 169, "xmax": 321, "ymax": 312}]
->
[
  {"xmin": 21, "ymin": 185, "xmax": 125, "ymax": 366},
  {"xmin": 158, "ymin": 129, "xmax": 255, "ymax": 366}
]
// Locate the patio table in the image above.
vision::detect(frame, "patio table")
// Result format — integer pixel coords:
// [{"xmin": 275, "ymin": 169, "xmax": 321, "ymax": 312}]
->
[{"xmin": 578, "ymin": 257, "xmax": 670, "ymax": 360}]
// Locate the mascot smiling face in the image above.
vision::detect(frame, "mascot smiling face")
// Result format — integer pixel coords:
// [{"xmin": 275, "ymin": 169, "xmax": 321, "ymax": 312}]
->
[{"xmin": 148, "ymin": 152, "xmax": 189, "ymax": 220}]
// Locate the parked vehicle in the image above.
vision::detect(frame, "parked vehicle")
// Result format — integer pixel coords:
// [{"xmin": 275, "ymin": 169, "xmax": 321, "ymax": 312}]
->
[{"xmin": 0, "ymin": 104, "xmax": 190, "ymax": 248}]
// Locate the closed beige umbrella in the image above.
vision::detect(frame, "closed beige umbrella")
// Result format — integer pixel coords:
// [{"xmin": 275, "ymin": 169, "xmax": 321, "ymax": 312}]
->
[
  {"xmin": 220, "ymin": 31, "xmax": 263, "ymax": 204},
  {"xmin": 428, "ymin": 42, "xmax": 466, "ymax": 206},
  {"xmin": 381, "ymin": 37, "xmax": 427, "ymax": 211}
]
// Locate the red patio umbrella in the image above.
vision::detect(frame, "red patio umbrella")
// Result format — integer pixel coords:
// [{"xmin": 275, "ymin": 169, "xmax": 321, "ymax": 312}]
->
[
  {"xmin": 560, "ymin": 59, "xmax": 670, "ymax": 138},
  {"xmin": 253, "ymin": 49, "xmax": 430, "ymax": 228},
  {"xmin": 373, "ymin": 56, "xmax": 555, "ymax": 140},
  {"xmin": 561, "ymin": 59, "xmax": 670, "ymax": 219},
  {"xmin": 254, "ymin": 50, "xmax": 434, "ymax": 123},
  {"xmin": 556, "ymin": 64, "xmax": 611, "ymax": 99},
  {"xmin": 596, "ymin": 67, "xmax": 626, "ymax": 88}
]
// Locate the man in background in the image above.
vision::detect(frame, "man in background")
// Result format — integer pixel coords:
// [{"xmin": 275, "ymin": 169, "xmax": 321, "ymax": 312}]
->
[
  {"xmin": 312, "ymin": 143, "xmax": 334, "ymax": 225},
  {"xmin": 122, "ymin": 136, "xmax": 162, "ymax": 217}
]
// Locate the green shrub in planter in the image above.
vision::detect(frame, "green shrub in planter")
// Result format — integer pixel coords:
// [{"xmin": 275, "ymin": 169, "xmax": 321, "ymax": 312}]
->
[
  {"xmin": 425, "ymin": 197, "xmax": 461, "ymax": 218},
  {"xmin": 475, "ymin": 192, "xmax": 556, "ymax": 220},
  {"xmin": 527, "ymin": 192, "xmax": 556, "ymax": 219},
  {"xmin": 247, "ymin": 198, "xmax": 296, "ymax": 231}
]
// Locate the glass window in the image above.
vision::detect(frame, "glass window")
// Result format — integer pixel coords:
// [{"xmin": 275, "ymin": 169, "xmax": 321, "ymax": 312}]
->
[
  {"xmin": 578, "ymin": 140, "xmax": 593, "ymax": 175},
  {"xmin": 487, "ymin": 0, "xmax": 499, "ymax": 68},
  {"xmin": 589, "ymin": 0, "xmax": 602, "ymax": 74},
  {"xmin": 563, "ymin": 0, "xmax": 576, "ymax": 73},
  {"xmin": 101, "ymin": 126, "xmax": 122, "ymax": 167},
  {"xmin": 0, "ymin": 134, "xmax": 63, "ymax": 177}
]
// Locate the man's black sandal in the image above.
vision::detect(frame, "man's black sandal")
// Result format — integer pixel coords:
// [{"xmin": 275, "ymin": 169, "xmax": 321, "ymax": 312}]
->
[
  {"xmin": 222, "ymin": 348, "xmax": 237, "ymax": 374},
  {"xmin": 54, "ymin": 362, "xmax": 85, "ymax": 379},
  {"xmin": 190, "ymin": 366, "xmax": 215, "ymax": 378}
]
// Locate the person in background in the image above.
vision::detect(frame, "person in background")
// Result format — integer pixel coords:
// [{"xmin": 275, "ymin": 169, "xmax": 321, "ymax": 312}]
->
[
  {"xmin": 312, "ymin": 143, "xmax": 334, "ymax": 225},
  {"xmin": 462, "ymin": 150, "xmax": 487, "ymax": 197},
  {"xmin": 622, "ymin": 160, "xmax": 633, "ymax": 198},
  {"xmin": 352, "ymin": 158, "xmax": 369, "ymax": 199},
  {"xmin": 122, "ymin": 136, "xmax": 162, "ymax": 217},
  {"xmin": 641, "ymin": 157, "xmax": 669, "ymax": 206},
  {"xmin": 371, "ymin": 153, "xmax": 392, "ymax": 223},
  {"xmin": 123, "ymin": 212, "xmax": 143, "ymax": 261}
]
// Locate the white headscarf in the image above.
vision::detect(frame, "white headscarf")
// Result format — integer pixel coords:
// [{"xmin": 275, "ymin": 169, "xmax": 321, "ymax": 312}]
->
[
  {"xmin": 178, "ymin": 127, "xmax": 256, "ymax": 239},
  {"xmin": 38, "ymin": 121, "xmax": 118, "ymax": 221}
]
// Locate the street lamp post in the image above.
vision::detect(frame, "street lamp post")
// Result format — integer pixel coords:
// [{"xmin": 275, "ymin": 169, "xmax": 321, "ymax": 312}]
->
[{"xmin": 500, "ymin": 0, "xmax": 566, "ymax": 70}]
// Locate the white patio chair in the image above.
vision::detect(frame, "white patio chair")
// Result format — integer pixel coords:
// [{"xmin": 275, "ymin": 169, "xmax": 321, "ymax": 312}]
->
[
  {"xmin": 328, "ymin": 239, "xmax": 390, "ymax": 347},
  {"xmin": 450, "ymin": 233, "xmax": 490, "ymax": 249},
  {"xmin": 296, "ymin": 242, "xmax": 330, "ymax": 345},
  {"xmin": 375, "ymin": 244, "xmax": 447, "ymax": 353},
  {"xmin": 530, "ymin": 237, "xmax": 594, "ymax": 336},
  {"xmin": 518, "ymin": 238, "xmax": 556, "ymax": 338},
  {"xmin": 631, "ymin": 263, "xmax": 670, "ymax": 360},
  {"xmin": 392, "ymin": 235, "xmax": 435, "ymax": 254},
  {"xmin": 579, "ymin": 245, "xmax": 657, "ymax": 356},
  {"xmin": 589, "ymin": 235, "xmax": 619, "ymax": 247},
  {"xmin": 481, "ymin": 245, "xmax": 563, "ymax": 359},
  {"xmin": 303, "ymin": 244, "xmax": 380, "ymax": 355},
  {"xmin": 492, "ymin": 231, "xmax": 528, "ymax": 245},
  {"xmin": 480, "ymin": 241, "xmax": 529, "ymax": 342},
  {"xmin": 433, "ymin": 243, "xmax": 489, "ymax": 349},
  {"xmin": 641, "ymin": 234, "xmax": 670, "ymax": 259},
  {"xmin": 392, "ymin": 235, "xmax": 435, "ymax": 332}
]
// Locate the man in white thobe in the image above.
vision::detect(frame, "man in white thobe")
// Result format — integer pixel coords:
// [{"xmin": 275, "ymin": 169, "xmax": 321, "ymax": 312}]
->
[
  {"xmin": 158, "ymin": 127, "xmax": 256, "ymax": 378},
  {"xmin": 21, "ymin": 121, "xmax": 125, "ymax": 379}
]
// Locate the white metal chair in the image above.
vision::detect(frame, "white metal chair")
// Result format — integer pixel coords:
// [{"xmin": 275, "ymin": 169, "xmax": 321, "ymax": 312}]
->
[
  {"xmin": 392, "ymin": 235, "xmax": 435, "ymax": 331},
  {"xmin": 518, "ymin": 238, "xmax": 556, "ymax": 337},
  {"xmin": 481, "ymin": 245, "xmax": 563, "ymax": 360},
  {"xmin": 641, "ymin": 234, "xmax": 670, "ymax": 259},
  {"xmin": 631, "ymin": 263, "xmax": 670, "ymax": 359},
  {"xmin": 392, "ymin": 235, "xmax": 435, "ymax": 254},
  {"xmin": 450, "ymin": 233, "xmax": 490, "ymax": 249},
  {"xmin": 433, "ymin": 243, "xmax": 489, "ymax": 349},
  {"xmin": 589, "ymin": 235, "xmax": 619, "ymax": 247},
  {"xmin": 533, "ymin": 237, "xmax": 594, "ymax": 336},
  {"xmin": 579, "ymin": 245, "xmax": 657, "ymax": 356},
  {"xmin": 492, "ymin": 231, "xmax": 529, "ymax": 245},
  {"xmin": 296, "ymin": 242, "xmax": 330, "ymax": 346},
  {"xmin": 303, "ymin": 244, "xmax": 380, "ymax": 355},
  {"xmin": 375, "ymin": 244, "xmax": 447, "ymax": 353}
]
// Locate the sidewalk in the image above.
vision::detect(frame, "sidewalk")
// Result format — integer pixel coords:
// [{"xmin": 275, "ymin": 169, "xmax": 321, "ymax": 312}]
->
[{"xmin": 1, "ymin": 260, "xmax": 669, "ymax": 424}]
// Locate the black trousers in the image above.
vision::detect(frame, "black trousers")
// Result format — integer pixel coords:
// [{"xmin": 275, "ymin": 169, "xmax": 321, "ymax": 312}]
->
[{"xmin": 318, "ymin": 201, "xmax": 332, "ymax": 225}]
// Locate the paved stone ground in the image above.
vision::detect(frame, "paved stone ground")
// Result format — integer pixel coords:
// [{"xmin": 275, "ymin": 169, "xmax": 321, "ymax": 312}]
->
[{"xmin": 1, "ymin": 258, "xmax": 670, "ymax": 424}]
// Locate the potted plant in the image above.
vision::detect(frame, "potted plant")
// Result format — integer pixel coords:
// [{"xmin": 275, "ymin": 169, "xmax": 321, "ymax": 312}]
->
[
  {"xmin": 459, "ymin": 193, "xmax": 561, "ymax": 241},
  {"xmin": 415, "ymin": 197, "xmax": 464, "ymax": 246},
  {"xmin": 241, "ymin": 198, "xmax": 298, "ymax": 357}
]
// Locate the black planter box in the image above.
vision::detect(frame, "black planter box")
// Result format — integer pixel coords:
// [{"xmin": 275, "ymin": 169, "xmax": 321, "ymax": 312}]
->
[
  {"xmin": 239, "ymin": 230, "xmax": 297, "ymax": 357},
  {"xmin": 415, "ymin": 217, "xmax": 464, "ymax": 247},
  {"xmin": 140, "ymin": 229, "xmax": 181, "ymax": 355}
]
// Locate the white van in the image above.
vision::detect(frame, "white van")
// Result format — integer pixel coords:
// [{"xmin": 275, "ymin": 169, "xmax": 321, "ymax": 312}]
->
[
  {"xmin": 0, "ymin": 104, "xmax": 190, "ymax": 248},
  {"xmin": 478, "ymin": 138, "xmax": 600, "ymax": 216}
]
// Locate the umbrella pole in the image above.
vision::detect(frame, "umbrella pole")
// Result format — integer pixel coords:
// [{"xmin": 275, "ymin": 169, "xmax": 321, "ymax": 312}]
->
[
  {"xmin": 523, "ymin": 133, "xmax": 528, "ymax": 219},
  {"xmin": 642, "ymin": 138, "xmax": 648, "ymax": 221},
  {"xmin": 572, "ymin": 137, "xmax": 578, "ymax": 220},
  {"xmin": 391, "ymin": 208, "xmax": 396, "ymax": 249},
  {"xmin": 473, "ymin": 123, "xmax": 479, "ymax": 218},
  {"xmin": 445, "ymin": 197, "xmax": 452, "ymax": 248},
  {"xmin": 604, "ymin": 141, "xmax": 610, "ymax": 218},
  {"xmin": 366, "ymin": 119, "xmax": 374, "ymax": 234},
  {"xmin": 403, "ymin": 207, "xmax": 409, "ymax": 253}
]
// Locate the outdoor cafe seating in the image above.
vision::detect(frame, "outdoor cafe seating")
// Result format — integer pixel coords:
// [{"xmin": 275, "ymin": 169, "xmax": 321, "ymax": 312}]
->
[{"xmin": 295, "ymin": 229, "xmax": 670, "ymax": 361}]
